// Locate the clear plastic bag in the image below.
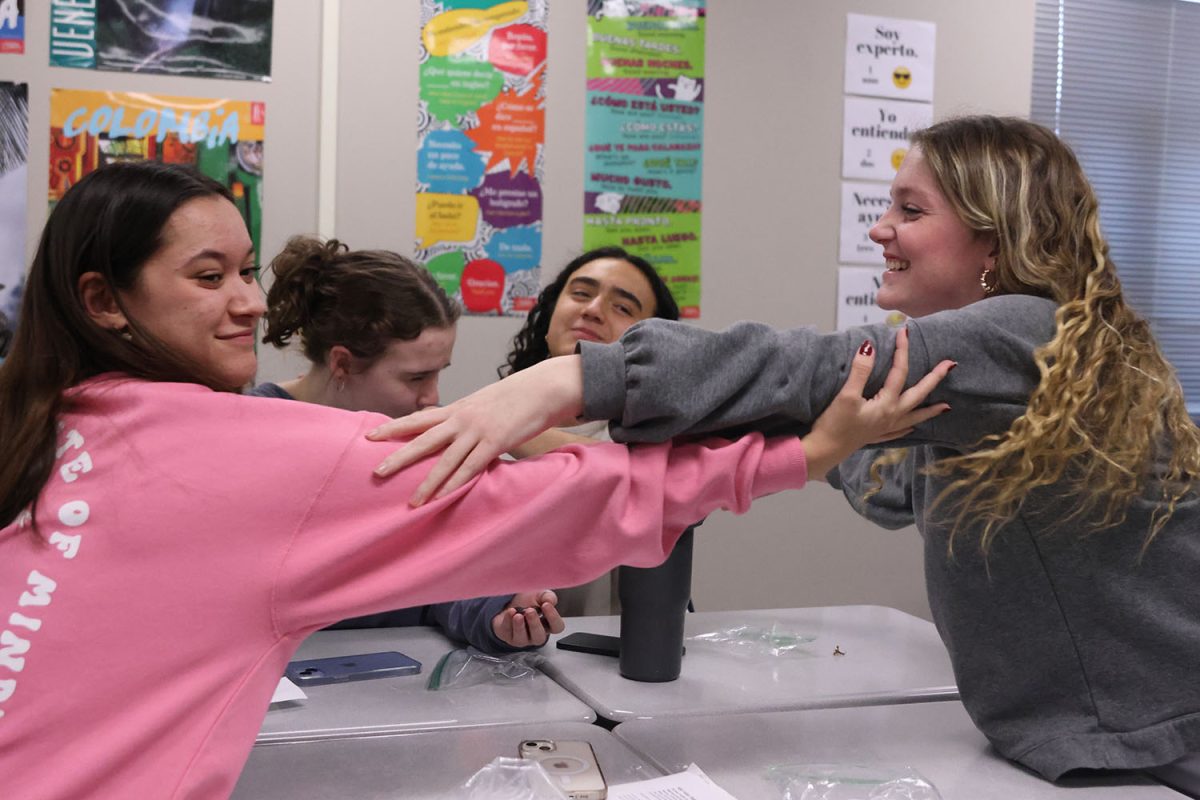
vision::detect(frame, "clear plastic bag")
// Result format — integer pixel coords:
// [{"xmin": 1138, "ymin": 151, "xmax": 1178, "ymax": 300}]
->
[
  {"xmin": 458, "ymin": 756, "xmax": 567, "ymax": 799},
  {"xmin": 427, "ymin": 647, "xmax": 545, "ymax": 690},
  {"xmin": 688, "ymin": 623, "xmax": 817, "ymax": 657},
  {"xmin": 767, "ymin": 764, "xmax": 942, "ymax": 800}
]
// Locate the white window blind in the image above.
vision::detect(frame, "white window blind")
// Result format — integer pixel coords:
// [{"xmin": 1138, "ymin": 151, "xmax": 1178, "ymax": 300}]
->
[{"xmin": 1031, "ymin": 0, "xmax": 1200, "ymax": 414}]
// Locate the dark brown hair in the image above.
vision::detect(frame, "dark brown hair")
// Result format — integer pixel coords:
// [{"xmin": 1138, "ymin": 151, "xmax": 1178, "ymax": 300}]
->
[
  {"xmin": 499, "ymin": 246, "xmax": 679, "ymax": 377},
  {"xmin": 262, "ymin": 237, "xmax": 460, "ymax": 368},
  {"xmin": 0, "ymin": 161, "xmax": 235, "ymax": 532}
]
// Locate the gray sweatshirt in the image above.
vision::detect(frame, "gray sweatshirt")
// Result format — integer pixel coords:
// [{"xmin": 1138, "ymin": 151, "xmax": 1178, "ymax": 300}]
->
[{"xmin": 579, "ymin": 294, "xmax": 1200, "ymax": 780}]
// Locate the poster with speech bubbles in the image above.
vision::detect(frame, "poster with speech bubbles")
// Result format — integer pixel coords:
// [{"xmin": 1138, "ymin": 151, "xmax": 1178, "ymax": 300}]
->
[
  {"xmin": 0, "ymin": 81, "xmax": 27, "ymax": 354},
  {"xmin": 415, "ymin": 0, "xmax": 548, "ymax": 317},
  {"xmin": 0, "ymin": 0, "xmax": 24, "ymax": 54},
  {"xmin": 48, "ymin": 0, "xmax": 273, "ymax": 81},
  {"xmin": 49, "ymin": 90, "xmax": 267, "ymax": 262},
  {"xmin": 844, "ymin": 14, "xmax": 934, "ymax": 103},
  {"xmin": 582, "ymin": 0, "xmax": 705, "ymax": 319}
]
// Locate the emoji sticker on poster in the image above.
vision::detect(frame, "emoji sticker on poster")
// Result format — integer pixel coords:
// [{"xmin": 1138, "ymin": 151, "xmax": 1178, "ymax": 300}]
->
[
  {"xmin": 890, "ymin": 148, "xmax": 907, "ymax": 170},
  {"xmin": 892, "ymin": 66, "xmax": 912, "ymax": 89}
]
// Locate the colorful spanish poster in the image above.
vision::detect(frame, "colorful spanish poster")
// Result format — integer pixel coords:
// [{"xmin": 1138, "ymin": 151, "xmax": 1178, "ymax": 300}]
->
[
  {"xmin": 49, "ymin": 0, "xmax": 273, "ymax": 81},
  {"xmin": 49, "ymin": 89, "xmax": 267, "ymax": 261},
  {"xmin": 0, "ymin": 0, "xmax": 24, "ymax": 54},
  {"xmin": 0, "ymin": 81, "xmax": 27, "ymax": 353},
  {"xmin": 416, "ymin": 0, "xmax": 548, "ymax": 316},
  {"xmin": 583, "ymin": 0, "xmax": 705, "ymax": 318}
]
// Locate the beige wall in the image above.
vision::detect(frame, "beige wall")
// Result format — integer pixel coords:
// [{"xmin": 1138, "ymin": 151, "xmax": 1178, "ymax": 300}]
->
[{"xmin": 3, "ymin": 1, "xmax": 1035, "ymax": 620}]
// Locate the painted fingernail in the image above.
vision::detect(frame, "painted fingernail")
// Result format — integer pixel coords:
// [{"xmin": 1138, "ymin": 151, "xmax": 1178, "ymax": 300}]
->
[
  {"xmin": 948, "ymin": 362, "xmax": 958, "ymax": 371},
  {"xmin": 858, "ymin": 340, "xmax": 874, "ymax": 357},
  {"xmin": 940, "ymin": 405, "xmax": 952, "ymax": 414}
]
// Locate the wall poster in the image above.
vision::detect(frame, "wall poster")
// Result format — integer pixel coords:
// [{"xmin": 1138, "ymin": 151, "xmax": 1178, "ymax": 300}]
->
[
  {"xmin": 0, "ymin": 0, "xmax": 24, "ymax": 54},
  {"xmin": 416, "ymin": 0, "xmax": 548, "ymax": 316},
  {"xmin": 49, "ymin": 0, "xmax": 274, "ymax": 81},
  {"xmin": 583, "ymin": 0, "xmax": 705, "ymax": 318},
  {"xmin": 49, "ymin": 89, "xmax": 267, "ymax": 261},
  {"xmin": 0, "ymin": 81, "xmax": 27, "ymax": 354}
]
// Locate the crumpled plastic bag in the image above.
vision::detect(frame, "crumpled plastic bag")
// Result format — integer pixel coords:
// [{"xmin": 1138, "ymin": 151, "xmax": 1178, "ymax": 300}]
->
[
  {"xmin": 458, "ymin": 756, "xmax": 567, "ymax": 799},
  {"xmin": 427, "ymin": 647, "xmax": 545, "ymax": 690},
  {"xmin": 767, "ymin": 763, "xmax": 941, "ymax": 800},
  {"xmin": 688, "ymin": 623, "xmax": 817, "ymax": 657}
]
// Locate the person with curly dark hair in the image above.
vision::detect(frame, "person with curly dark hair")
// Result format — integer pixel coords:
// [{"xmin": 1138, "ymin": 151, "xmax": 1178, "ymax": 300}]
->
[
  {"xmin": 499, "ymin": 246, "xmax": 679, "ymax": 379},
  {"xmin": 499, "ymin": 247, "xmax": 682, "ymax": 614}
]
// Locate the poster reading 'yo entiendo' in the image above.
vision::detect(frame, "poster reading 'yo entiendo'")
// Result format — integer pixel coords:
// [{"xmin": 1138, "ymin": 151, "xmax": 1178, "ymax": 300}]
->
[
  {"xmin": 583, "ymin": 0, "xmax": 705, "ymax": 318},
  {"xmin": 49, "ymin": 90, "xmax": 267, "ymax": 261},
  {"xmin": 416, "ymin": 0, "xmax": 547, "ymax": 316}
]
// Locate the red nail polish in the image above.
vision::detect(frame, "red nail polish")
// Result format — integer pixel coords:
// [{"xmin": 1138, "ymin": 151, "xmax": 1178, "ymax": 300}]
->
[
  {"xmin": 948, "ymin": 362, "xmax": 958, "ymax": 371},
  {"xmin": 858, "ymin": 340, "xmax": 874, "ymax": 357}
]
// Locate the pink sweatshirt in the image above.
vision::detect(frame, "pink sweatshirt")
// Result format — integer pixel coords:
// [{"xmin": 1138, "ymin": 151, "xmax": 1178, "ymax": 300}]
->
[{"xmin": 0, "ymin": 377, "xmax": 807, "ymax": 799}]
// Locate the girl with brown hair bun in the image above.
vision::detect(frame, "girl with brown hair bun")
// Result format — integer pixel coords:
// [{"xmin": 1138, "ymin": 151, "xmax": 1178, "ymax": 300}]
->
[{"xmin": 256, "ymin": 235, "xmax": 565, "ymax": 650}]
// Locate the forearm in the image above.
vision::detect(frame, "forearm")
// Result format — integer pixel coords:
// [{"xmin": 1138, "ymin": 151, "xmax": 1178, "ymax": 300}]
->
[{"xmin": 579, "ymin": 296, "xmax": 1058, "ymax": 448}]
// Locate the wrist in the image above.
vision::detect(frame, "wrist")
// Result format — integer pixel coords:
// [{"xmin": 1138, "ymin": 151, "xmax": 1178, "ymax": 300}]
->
[
  {"xmin": 541, "ymin": 355, "xmax": 585, "ymax": 426},
  {"xmin": 799, "ymin": 429, "xmax": 852, "ymax": 482}
]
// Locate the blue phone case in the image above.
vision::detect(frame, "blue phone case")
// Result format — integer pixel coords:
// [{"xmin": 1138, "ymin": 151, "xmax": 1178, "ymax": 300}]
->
[{"xmin": 285, "ymin": 650, "xmax": 422, "ymax": 685}]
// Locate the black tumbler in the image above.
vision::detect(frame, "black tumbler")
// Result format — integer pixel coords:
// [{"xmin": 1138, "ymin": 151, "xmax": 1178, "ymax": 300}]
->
[{"xmin": 616, "ymin": 525, "xmax": 696, "ymax": 682}]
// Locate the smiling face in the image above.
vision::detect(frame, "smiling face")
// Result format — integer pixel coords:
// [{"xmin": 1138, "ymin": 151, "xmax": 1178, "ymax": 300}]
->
[
  {"xmin": 544, "ymin": 258, "xmax": 658, "ymax": 357},
  {"xmin": 870, "ymin": 146, "xmax": 996, "ymax": 319},
  {"xmin": 117, "ymin": 196, "xmax": 264, "ymax": 388},
  {"xmin": 341, "ymin": 325, "xmax": 457, "ymax": 418}
]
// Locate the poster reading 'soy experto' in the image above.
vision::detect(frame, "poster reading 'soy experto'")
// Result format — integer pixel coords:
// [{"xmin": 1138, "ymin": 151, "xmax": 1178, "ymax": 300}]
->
[
  {"xmin": 416, "ymin": 0, "xmax": 548, "ymax": 317},
  {"xmin": 582, "ymin": 0, "xmax": 705, "ymax": 318}
]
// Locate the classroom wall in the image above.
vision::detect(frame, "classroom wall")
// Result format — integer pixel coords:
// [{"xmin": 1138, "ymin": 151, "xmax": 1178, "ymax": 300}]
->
[
  {"xmin": 320, "ymin": 0, "xmax": 1037, "ymax": 620},
  {"xmin": 8, "ymin": 2, "xmax": 323, "ymax": 297},
  {"xmin": 3, "ymin": 1, "xmax": 1036, "ymax": 621}
]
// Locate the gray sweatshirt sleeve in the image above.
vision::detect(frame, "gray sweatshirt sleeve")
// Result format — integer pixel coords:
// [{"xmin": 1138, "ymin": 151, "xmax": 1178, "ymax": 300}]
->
[
  {"xmin": 580, "ymin": 294, "xmax": 1058, "ymax": 448},
  {"xmin": 826, "ymin": 448, "xmax": 917, "ymax": 530}
]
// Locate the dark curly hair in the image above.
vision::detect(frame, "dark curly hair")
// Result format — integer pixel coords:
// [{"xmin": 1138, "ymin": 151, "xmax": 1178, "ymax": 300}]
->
[{"xmin": 499, "ymin": 246, "xmax": 679, "ymax": 377}]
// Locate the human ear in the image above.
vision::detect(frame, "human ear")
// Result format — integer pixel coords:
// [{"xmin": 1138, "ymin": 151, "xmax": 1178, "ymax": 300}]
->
[
  {"xmin": 78, "ymin": 272, "xmax": 129, "ymax": 332},
  {"xmin": 328, "ymin": 345, "xmax": 354, "ymax": 380}
]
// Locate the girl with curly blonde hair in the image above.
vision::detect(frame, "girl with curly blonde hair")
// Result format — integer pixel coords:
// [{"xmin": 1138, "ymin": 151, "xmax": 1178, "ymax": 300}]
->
[{"xmin": 376, "ymin": 115, "xmax": 1200, "ymax": 781}]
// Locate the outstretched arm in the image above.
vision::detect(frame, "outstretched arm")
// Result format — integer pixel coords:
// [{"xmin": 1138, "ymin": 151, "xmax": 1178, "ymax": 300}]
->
[{"xmin": 368, "ymin": 326, "xmax": 951, "ymax": 503}]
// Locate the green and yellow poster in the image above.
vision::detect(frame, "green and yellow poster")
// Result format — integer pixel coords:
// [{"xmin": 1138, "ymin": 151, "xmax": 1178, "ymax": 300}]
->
[{"xmin": 583, "ymin": 0, "xmax": 705, "ymax": 317}]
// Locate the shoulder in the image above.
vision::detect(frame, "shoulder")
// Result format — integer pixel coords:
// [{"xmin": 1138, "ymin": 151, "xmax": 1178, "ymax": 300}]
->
[
  {"xmin": 69, "ymin": 377, "xmax": 386, "ymax": 456},
  {"xmin": 912, "ymin": 294, "xmax": 1058, "ymax": 344}
]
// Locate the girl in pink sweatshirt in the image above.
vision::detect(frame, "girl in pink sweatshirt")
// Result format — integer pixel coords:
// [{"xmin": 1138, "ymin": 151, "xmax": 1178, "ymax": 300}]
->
[{"xmin": 0, "ymin": 161, "xmax": 949, "ymax": 799}]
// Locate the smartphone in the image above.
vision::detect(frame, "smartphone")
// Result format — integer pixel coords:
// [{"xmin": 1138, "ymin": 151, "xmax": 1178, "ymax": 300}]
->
[
  {"xmin": 519, "ymin": 739, "xmax": 607, "ymax": 799},
  {"xmin": 285, "ymin": 651, "xmax": 421, "ymax": 686},
  {"xmin": 555, "ymin": 631, "xmax": 620, "ymax": 658}
]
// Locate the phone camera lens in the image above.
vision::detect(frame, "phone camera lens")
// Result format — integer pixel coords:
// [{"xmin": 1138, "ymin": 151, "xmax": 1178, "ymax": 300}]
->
[{"xmin": 539, "ymin": 744, "xmax": 552, "ymax": 751}]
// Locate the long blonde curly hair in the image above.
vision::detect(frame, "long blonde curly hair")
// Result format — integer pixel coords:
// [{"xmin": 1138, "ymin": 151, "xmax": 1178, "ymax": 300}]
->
[{"xmin": 907, "ymin": 116, "xmax": 1200, "ymax": 554}]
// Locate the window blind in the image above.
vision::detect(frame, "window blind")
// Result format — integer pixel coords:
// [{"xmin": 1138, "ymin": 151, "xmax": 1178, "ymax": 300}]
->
[{"xmin": 1031, "ymin": 0, "xmax": 1200, "ymax": 414}]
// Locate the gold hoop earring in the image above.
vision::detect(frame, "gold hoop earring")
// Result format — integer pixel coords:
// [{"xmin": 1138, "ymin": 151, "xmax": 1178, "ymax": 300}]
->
[{"xmin": 980, "ymin": 268, "xmax": 998, "ymax": 296}]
